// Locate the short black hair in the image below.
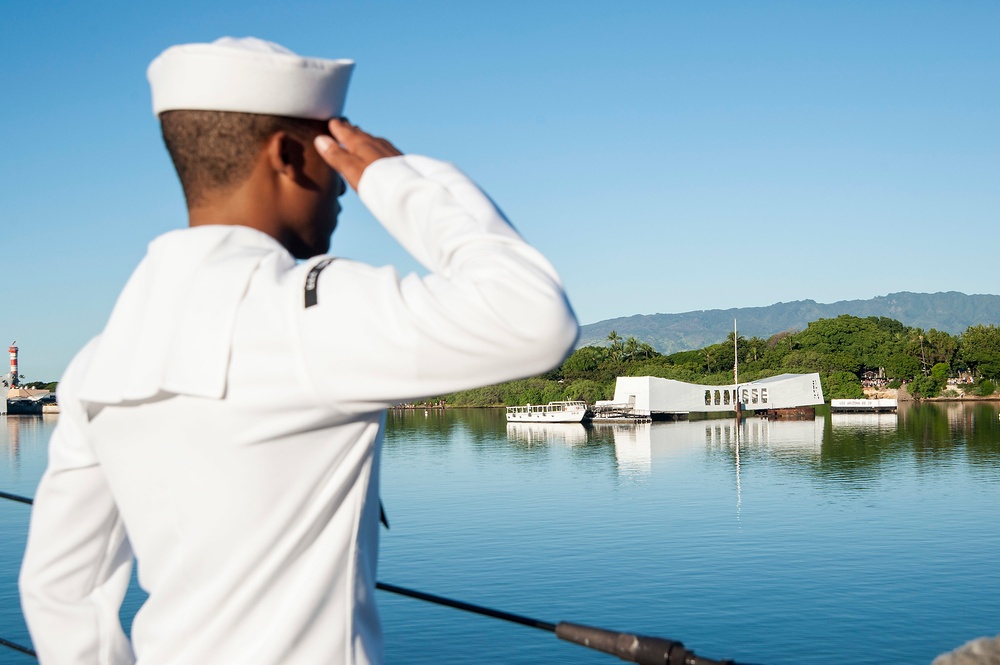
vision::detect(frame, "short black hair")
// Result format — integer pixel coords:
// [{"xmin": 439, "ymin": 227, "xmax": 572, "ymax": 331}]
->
[{"xmin": 159, "ymin": 110, "xmax": 328, "ymax": 207}]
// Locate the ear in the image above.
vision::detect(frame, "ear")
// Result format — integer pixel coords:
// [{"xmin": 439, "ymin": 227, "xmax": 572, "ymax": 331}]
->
[{"xmin": 265, "ymin": 131, "xmax": 304, "ymax": 179}]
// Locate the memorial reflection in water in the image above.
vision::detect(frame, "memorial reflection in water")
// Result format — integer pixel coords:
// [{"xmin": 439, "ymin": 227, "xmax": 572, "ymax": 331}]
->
[
  {"xmin": 580, "ymin": 417, "xmax": 828, "ymax": 480},
  {"xmin": 496, "ymin": 403, "xmax": 1000, "ymax": 481}
]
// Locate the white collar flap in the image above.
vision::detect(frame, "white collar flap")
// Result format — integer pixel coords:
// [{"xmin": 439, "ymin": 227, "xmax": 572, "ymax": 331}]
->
[{"xmin": 77, "ymin": 226, "xmax": 289, "ymax": 406}]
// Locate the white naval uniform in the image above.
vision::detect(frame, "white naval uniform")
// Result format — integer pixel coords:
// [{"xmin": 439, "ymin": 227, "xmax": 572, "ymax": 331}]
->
[{"xmin": 19, "ymin": 155, "xmax": 578, "ymax": 665}]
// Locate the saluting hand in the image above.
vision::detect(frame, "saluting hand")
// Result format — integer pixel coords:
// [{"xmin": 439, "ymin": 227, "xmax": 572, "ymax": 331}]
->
[{"xmin": 313, "ymin": 119, "xmax": 402, "ymax": 191}]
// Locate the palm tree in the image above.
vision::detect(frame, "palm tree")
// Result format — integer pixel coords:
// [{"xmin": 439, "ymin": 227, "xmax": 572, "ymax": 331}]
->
[
  {"xmin": 606, "ymin": 330, "xmax": 624, "ymax": 362},
  {"xmin": 624, "ymin": 336, "xmax": 639, "ymax": 360}
]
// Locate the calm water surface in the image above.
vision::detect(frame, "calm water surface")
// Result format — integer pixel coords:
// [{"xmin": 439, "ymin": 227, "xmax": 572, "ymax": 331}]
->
[{"xmin": 2, "ymin": 403, "xmax": 999, "ymax": 664}]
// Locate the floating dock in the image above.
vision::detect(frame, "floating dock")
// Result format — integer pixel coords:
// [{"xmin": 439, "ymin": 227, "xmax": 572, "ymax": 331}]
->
[{"xmin": 830, "ymin": 398, "xmax": 898, "ymax": 413}]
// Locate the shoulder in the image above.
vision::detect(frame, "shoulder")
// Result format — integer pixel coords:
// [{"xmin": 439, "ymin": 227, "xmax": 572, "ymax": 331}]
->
[{"xmin": 284, "ymin": 255, "xmax": 403, "ymax": 310}]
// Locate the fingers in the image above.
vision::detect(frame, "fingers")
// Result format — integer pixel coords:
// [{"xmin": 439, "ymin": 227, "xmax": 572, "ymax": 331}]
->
[
  {"xmin": 327, "ymin": 117, "xmax": 366, "ymax": 149},
  {"xmin": 313, "ymin": 134, "xmax": 363, "ymax": 191},
  {"xmin": 313, "ymin": 133, "xmax": 353, "ymax": 168},
  {"xmin": 331, "ymin": 120, "xmax": 402, "ymax": 171},
  {"xmin": 314, "ymin": 119, "xmax": 402, "ymax": 192},
  {"xmin": 331, "ymin": 119, "xmax": 402, "ymax": 160}
]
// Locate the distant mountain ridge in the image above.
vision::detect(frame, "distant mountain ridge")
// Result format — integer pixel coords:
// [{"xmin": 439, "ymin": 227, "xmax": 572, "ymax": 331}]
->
[{"xmin": 578, "ymin": 291, "xmax": 1000, "ymax": 354}]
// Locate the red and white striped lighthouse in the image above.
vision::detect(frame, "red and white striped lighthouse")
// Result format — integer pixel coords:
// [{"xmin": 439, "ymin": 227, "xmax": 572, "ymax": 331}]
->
[{"xmin": 8, "ymin": 343, "xmax": 18, "ymax": 387}]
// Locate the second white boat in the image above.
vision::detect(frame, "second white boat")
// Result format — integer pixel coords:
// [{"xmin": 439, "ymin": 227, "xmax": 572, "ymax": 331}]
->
[{"xmin": 505, "ymin": 401, "xmax": 588, "ymax": 423}]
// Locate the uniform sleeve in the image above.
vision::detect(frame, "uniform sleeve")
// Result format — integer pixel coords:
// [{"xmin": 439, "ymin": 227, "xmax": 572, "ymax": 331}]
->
[
  {"xmin": 19, "ymin": 360, "xmax": 135, "ymax": 665},
  {"xmin": 298, "ymin": 155, "xmax": 579, "ymax": 410}
]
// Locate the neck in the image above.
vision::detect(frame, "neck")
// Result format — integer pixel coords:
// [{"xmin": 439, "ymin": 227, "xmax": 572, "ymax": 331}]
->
[{"xmin": 187, "ymin": 168, "xmax": 281, "ymax": 239}]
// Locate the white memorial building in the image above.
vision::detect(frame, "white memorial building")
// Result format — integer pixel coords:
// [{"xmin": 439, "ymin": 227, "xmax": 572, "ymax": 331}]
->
[{"xmin": 612, "ymin": 373, "xmax": 825, "ymax": 418}]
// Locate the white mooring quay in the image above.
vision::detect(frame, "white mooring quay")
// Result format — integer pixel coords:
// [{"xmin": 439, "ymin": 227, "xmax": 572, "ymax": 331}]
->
[{"xmin": 830, "ymin": 398, "xmax": 898, "ymax": 413}]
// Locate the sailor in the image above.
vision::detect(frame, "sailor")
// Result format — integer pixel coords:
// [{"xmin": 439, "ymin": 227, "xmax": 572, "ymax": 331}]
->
[{"xmin": 19, "ymin": 37, "xmax": 577, "ymax": 664}]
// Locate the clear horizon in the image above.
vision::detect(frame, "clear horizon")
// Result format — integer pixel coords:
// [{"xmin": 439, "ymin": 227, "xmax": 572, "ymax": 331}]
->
[{"xmin": 3, "ymin": 2, "xmax": 998, "ymax": 380}]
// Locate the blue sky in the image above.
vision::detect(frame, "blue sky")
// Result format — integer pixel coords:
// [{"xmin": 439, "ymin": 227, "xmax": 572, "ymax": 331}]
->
[{"xmin": 2, "ymin": 1, "xmax": 998, "ymax": 380}]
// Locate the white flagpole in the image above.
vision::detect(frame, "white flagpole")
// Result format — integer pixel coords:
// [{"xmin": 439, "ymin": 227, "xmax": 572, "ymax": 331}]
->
[{"xmin": 733, "ymin": 319, "xmax": 739, "ymax": 386}]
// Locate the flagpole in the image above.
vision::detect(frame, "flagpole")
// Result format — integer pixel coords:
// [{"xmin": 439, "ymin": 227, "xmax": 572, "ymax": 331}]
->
[{"xmin": 733, "ymin": 319, "xmax": 738, "ymax": 386}]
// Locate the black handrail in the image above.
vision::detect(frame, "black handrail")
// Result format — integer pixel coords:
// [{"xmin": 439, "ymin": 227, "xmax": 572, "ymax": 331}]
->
[
  {"xmin": 0, "ymin": 636, "xmax": 35, "ymax": 658},
  {"xmin": 1, "ymin": 489, "xmax": 755, "ymax": 664},
  {"xmin": 0, "ymin": 491, "xmax": 33, "ymax": 505}
]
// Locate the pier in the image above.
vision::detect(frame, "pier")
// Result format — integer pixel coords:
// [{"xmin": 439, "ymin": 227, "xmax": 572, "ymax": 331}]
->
[
  {"xmin": 589, "ymin": 402, "xmax": 652, "ymax": 423},
  {"xmin": 830, "ymin": 398, "xmax": 898, "ymax": 413}
]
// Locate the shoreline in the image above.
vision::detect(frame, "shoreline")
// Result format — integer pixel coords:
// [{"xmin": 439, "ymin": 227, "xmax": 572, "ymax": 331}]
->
[
  {"xmin": 915, "ymin": 394, "xmax": 1000, "ymax": 403},
  {"xmin": 391, "ymin": 396, "xmax": 1000, "ymax": 410}
]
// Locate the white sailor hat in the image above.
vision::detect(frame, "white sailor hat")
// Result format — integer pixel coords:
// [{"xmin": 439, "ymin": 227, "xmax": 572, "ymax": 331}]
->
[{"xmin": 147, "ymin": 36, "xmax": 354, "ymax": 120}]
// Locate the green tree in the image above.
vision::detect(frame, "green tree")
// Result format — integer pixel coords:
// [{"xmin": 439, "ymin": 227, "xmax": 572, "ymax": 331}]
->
[
  {"xmin": 638, "ymin": 342, "xmax": 657, "ymax": 359},
  {"xmin": 563, "ymin": 379, "xmax": 611, "ymax": 403},
  {"xmin": 439, "ymin": 315, "xmax": 982, "ymax": 406},
  {"xmin": 909, "ymin": 375, "xmax": 936, "ymax": 398},
  {"xmin": 909, "ymin": 364, "xmax": 949, "ymax": 399},
  {"xmin": 884, "ymin": 353, "xmax": 921, "ymax": 383},
  {"xmin": 930, "ymin": 362, "xmax": 950, "ymax": 390},
  {"xmin": 606, "ymin": 330, "xmax": 624, "ymax": 362},
  {"xmin": 960, "ymin": 324, "xmax": 1000, "ymax": 379},
  {"xmin": 560, "ymin": 346, "xmax": 604, "ymax": 380},
  {"xmin": 824, "ymin": 371, "xmax": 864, "ymax": 399},
  {"xmin": 745, "ymin": 336, "xmax": 765, "ymax": 363},
  {"xmin": 924, "ymin": 329, "xmax": 959, "ymax": 368},
  {"xmin": 974, "ymin": 378, "xmax": 997, "ymax": 397}
]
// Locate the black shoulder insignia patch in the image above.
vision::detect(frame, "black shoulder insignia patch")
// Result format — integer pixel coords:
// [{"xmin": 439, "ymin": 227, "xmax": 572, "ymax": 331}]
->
[{"xmin": 304, "ymin": 258, "xmax": 335, "ymax": 308}]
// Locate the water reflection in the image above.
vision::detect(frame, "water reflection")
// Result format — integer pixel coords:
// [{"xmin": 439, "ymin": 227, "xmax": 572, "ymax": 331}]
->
[
  {"xmin": 384, "ymin": 407, "xmax": 502, "ymax": 449},
  {"xmin": 601, "ymin": 423, "xmax": 652, "ymax": 477},
  {"xmin": 505, "ymin": 422, "xmax": 587, "ymax": 447},
  {"xmin": 707, "ymin": 417, "xmax": 824, "ymax": 452},
  {"xmin": 899, "ymin": 402, "xmax": 1000, "ymax": 446},
  {"xmin": 311, "ymin": 403, "xmax": 1000, "ymax": 489},
  {"xmin": 2, "ymin": 415, "xmax": 56, "ymax": 477},
  {"xmin": 815, "ymin": 402, "xmax": 1000, "ymax": 482},
  {"xmin": 734, "ymin": 435, "xmax": 742, "ymax": 523},
  {"xmin": 512, "ymin": 416, "xmax": 838, "ymax": 478},
  {"xmin": 4, "ymin": 417, "xmax": 23, "ymax": 468},
  {"xmin": 830, "ymin": 412, "xmax": 898, "ymax": 432}
]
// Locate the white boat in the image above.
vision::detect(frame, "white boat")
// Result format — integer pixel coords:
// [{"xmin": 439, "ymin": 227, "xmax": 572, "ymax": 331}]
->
[{"xmin": 505, "ymin": 401, "xmax": 588, "ymax": 423}]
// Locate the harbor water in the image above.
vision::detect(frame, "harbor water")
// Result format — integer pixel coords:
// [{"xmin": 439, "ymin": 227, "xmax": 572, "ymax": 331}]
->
[{"xmin": 2, "ymin": 403, "xmax": 999, "ymax": 664}]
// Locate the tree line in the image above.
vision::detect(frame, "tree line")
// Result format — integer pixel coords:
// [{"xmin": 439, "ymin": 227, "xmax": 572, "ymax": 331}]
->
[{"xmin": 441, "ymin": 316, "xmax": 1000, "ymax": 406}]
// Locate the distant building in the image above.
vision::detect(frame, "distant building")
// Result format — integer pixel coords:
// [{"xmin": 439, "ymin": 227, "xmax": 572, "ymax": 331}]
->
[
  {"xmin": 5, "ymin": 387, "xmax": 56, "ymax": 415},
  {"xmin": 612, "ymin": 373, "xmax": 825, "ymax": 418}
]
